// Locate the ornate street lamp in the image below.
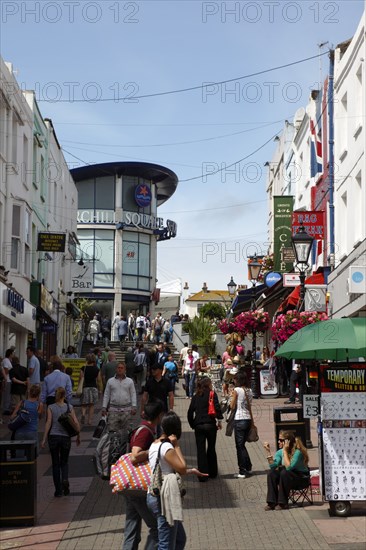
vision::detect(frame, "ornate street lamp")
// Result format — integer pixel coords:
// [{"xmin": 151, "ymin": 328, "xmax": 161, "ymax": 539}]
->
[
  {"xmin": 291, "ymin": 226, "xmax": 314, "ymax": 312},
  {"xmin": 248, "ymin": 254, "xmax": 262, "ymax": 398},
  {"xmin": 227, "ymin": 276, "xmax": 237, "ymax": 297}
]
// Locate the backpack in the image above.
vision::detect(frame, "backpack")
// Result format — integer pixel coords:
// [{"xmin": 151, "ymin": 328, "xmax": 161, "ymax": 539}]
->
[
  {"xmin": 94, "ymin": 430, "xmax": 129, "ymax": 480},
  {"xmin": 138, "ymin": 318, "xmax": 144, "ymax": 328},
  {"xmin": 94, "ymin": 425, "xmax": 154, "ymax": 480}
]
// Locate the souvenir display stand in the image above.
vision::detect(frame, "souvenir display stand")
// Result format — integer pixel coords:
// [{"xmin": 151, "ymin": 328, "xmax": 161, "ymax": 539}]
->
[{"xmin": 318, "ymin": 363, "xmax": 366, "ymax": 517}]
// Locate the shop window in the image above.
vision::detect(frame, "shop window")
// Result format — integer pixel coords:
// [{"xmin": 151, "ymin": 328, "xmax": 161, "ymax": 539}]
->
[
  {"xmin": 77, "ymin": 179, "xmax": 95, "ymax": 209},
  {"xmin": 94, "ymin": 273, "xmax": 114, "ymax": 287}
]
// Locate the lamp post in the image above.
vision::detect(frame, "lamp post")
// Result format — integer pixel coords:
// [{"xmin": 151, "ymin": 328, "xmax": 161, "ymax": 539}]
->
[
  {"xmin": 291, "ymin": 226, "xmax": 314, "ymax": 312},
  {"xmin": 248, "ymin": 254, "xmax": 262, "ymax": 398},
  {"xmin": 227, "ymin": 276, "xmax": 237, "ymax": 299},
  {"xmin": 291, "ymin": 225, "xmax": 314, "ymax": 448}
]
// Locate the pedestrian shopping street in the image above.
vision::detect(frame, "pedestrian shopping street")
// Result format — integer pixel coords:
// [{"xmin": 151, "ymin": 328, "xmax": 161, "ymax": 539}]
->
[{"xmin": 1, "ymin": 385, "xmax": 365, "ymax": 550}]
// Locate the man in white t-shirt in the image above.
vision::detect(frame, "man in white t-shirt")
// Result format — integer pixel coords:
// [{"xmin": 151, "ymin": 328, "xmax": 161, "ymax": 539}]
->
[{"xmin": 1, "ymin": 349, "xmax": 14, "ymax": 414}]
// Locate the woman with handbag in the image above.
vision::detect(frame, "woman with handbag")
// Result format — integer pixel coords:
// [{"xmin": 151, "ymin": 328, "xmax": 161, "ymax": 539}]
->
[
  {"xmin": 41, "ymin": 386, "xmax": 80, "ymax": 497},
  {"xmin": 230, "ymin": 370, "xmax": 253, "ymax": 478},
  {"xmin": 79, "ymin": 353, "xmax": 102, "ymax": 426},
  {"xmin": 187, "ymin": 377, "xmax": 223, "ymax": 481},
  {"xmin": 11, "ymin": 384, "xmax": 41, "ymax": 456},
  {"xmin": 146, "ymin": 411, "xmax": 208, "ymax": 550}
]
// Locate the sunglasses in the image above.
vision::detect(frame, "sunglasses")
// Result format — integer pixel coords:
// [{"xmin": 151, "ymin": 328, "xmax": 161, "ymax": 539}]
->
[{"xmin": 278, "ymin": 438, "xmax": 285, "ymax": 442}]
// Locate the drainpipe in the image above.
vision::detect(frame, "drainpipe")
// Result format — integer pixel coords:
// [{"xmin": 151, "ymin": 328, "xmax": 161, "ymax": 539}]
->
[{"xmin": 328, "ymin": 49, "xmax": 335, "ymax": 270}]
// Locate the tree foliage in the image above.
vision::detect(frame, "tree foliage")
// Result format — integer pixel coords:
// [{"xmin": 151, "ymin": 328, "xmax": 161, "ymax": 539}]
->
[
  {"xmin": 182, "ymin": 315, "xmax": 216, "ymax": 356},
  {"xmin": 199, "ymin": 302, "xmax": 227, "ymax": 320}
]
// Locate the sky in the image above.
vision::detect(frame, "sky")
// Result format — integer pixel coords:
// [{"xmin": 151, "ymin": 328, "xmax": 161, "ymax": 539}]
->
[{"xmin": 2, "ymin": 0, "xmax": 364, "ymax": 295}]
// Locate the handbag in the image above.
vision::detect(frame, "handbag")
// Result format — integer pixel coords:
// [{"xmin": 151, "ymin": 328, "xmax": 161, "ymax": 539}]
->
[
  {"xmin": 225, "ymin": 407, "xmax": 236, "ymax": 437},
  {"xmin": 58, "ymin": 403, "xmax": 80, "ymax": 437},
  {"xmin": 110, "ymin": 453, "xmax": 152, "ymax": 494},
  {"xmin": 247, "ymin": 424, "xmax": 259, "ymax": 442},
  {"xmin": 8, "ymin": 402, "xmax": 31, "ymax": 432},
  {"xmin": 149, "ymin": 442, "xmax": 164, "ymax": 496},
  {"xmin": 245, "ymin": 389, "xmax": 259, "ymax": 443},
  {"xmin": 76, "ymin": 375, "xmax": 84, "ymax": 397},
  {"xmin": 208, "ymin": 390, "xmax": 216, "ymax": 417}
]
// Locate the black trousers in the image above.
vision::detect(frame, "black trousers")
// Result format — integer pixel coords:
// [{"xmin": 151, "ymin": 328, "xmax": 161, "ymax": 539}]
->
[
  {"xmin": 267, "ymin": 468, "xmax": 309, "ymax": 505},
  {"xmin": 194, "ymin": 423, "xmax": 218, "ymax": 478}
]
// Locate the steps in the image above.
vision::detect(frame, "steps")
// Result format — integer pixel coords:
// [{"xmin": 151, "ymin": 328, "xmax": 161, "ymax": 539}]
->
[{"xmin": 80, "ymin": 339, "xmax": 178, "ymax": 363}]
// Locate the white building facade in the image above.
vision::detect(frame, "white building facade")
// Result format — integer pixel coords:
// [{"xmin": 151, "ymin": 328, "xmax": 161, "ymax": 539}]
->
[
  {"xmin": 328, "ymin": 13, "xmax": 366, "ymax": 318},
  {"xmin": 0, "ymin": 58, "xmax": 78, "ymax": 363}
]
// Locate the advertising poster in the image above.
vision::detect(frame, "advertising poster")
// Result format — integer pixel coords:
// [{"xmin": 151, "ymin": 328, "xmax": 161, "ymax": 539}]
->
[{"xmin": 320, "ymin": 364, "xmax": 366, "ymax": 501}]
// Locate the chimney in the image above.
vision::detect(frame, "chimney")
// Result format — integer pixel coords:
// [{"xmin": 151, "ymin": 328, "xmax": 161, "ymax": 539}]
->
[{"xmin": 202, "ymin": 282, "xmax": 208, "ymax": 293}]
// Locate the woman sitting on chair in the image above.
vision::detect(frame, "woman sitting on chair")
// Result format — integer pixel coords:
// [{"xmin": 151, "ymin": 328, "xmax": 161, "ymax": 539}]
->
[{"xmin": 264, "ymin": 430, "xmax": 310, "ymax": 510}]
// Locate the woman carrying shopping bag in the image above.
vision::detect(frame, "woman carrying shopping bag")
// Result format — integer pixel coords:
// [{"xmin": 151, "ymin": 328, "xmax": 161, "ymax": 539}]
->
[
  {"xmin": 187, "ymin": 377, "xmax": 223, "ymax": 481},
  {"xmin": 230, "ymin": 370, "xmax": 254, "ymax": 478}
]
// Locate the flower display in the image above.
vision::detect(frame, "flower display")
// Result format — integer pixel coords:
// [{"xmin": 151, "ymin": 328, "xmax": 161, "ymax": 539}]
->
[
  {"xmin": 218, "ymin": 309, "xmax": 270, "ymax": 336},
  {"xmin": 257, "ymin": 254, "xmax": 274, "ymax": 283},
  {"xmin": 271, "ymin": 310, "xmax": 328, "ymax": 345}
]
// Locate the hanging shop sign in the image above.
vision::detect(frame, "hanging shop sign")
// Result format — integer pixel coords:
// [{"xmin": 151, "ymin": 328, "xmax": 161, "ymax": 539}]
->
[
  {"xmin": 273, "ymin": 196, "xmax": 293, "ymax": 273},
  {"xmin": 37, "ymin": 232, "xmax": 66, "ymax": 252},
  {"xmin": 71, "ymin": 262, "xmax": 93, "ymax": 291},
  {"xmin": 283, "ymin": 273, "xmax": 300, "ymax": 287},
  {"xmin": 135, "ymin": 184, "xmax": 152, "ymax": 208},
  {"xmin": 264, "ymin": 272, "xmax": 282, "ymax": 288},
  {"xmin": 292, "ymin": 211, "xmax": 325, "ymax": 239},
  {"xmin": 304, "ymin": 284, "xmax": 327, "ymax": 312}
]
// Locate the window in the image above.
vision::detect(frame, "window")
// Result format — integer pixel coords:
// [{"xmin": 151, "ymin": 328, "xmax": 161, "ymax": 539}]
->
[
  {"xmin": 122, "ymin": 231, "xmax": 151, "ymax": 290},
  {"xmin": 11, "ymin": 205, "xmax": 20, "ymax": 270},
  {"xmin": 77, "ymin": 176, "xmax": 115, "ymax": 215},
  {"xmin": 40, "ymin": 155, "xmax": 46, "ymax": 201},
  {"xmin": 11, "ymin": 115, "xmax": 17, "ymax": 165},
  {"xmin": 77, "ymin": 228, "xmax": 115, "ymax": 288},
  {"xmin": 22, "ymin": 135, "xmax": 29, "ymax": 185}
]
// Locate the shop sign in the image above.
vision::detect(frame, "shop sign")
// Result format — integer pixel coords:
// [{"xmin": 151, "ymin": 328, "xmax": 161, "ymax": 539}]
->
[
  {"xmin": 304, "ymin": 284, "xmax": 326, "ymax": 312},
  {"xmin": 135, "ymin": 184, "xmax": 152, "ymax": 208},
  {"xmin": 37, "ymin": 232, "xmax": 66, "ymax": 252},
  {"xmin": 320, "ymin": 363, "xmax": 366, "ymax": 392},
  {"xmin": 283, "ymin": 273, "xmax": 300, "ymax": 287},
  {"xmin": 41, "ymin": 323, "xmax": 55, "ymax": 333},
  {"xmin": 273, "ymin": 196, "xmax": 294, "ymax": 273},
  {"xmin": 281, "ymin": 247, "xmax": 296, "ymax": 263},
  {"xmin": 77, "ymin": 209, "xmax": 177, "ymax": 237},
  {"xmin": 71, "ymin": 262, "xmax": 93, "ymax": 291},
  {"xmin": 264, "ymin": 272, "xmax": 282, "ymax": 288},
  {"xmin": 292, "ymin": 211, "xmax": 325, "ymax": 239},
  {"xmin": 7, "ymin": 288, "xmax": 25, "ymax": 313}
]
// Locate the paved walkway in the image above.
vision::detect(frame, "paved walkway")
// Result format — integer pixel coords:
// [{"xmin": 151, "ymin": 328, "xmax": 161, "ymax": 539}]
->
[{"xmin": 1, "ymin": 384, "xmax": 365, "ymax": 550}]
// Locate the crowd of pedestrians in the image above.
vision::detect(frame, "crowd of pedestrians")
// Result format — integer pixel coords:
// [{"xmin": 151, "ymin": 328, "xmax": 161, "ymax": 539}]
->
[{"xmin": 0, "ymin": 313, "xmax": 313, "ymax": 550}]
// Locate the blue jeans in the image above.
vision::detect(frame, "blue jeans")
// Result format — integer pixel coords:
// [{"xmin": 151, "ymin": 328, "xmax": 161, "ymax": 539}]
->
[
  {"xmin": 146, "ymin": 493, "xmax": 186, "ymax": 550},
  {"xmin": 123, "ymin": 493, "xmax": 158, "ymax": 550},
  {"xmin": 184, "ymin": 372, "xmax": 196, "ymax": 398},
  {"xmin": 234, "ymin": 419, "xmax": 252, "ymax": 474}
]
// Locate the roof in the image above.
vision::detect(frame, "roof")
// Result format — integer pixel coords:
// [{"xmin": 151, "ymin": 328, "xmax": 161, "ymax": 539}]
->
[
  {"xmin": 70, "ymin": 162, "xmax": 178, "ymax": 206},
  {"xmin": 185, "ymin": 290, "xmax": 231, "ymax": 303}
]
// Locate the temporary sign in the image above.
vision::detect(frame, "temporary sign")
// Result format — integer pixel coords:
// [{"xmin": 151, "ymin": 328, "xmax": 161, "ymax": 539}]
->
[
  {"xmin": 292, "ymin": 211, "xmax": 325, "ymax": 239},
  {"xmin": 273, "ymin": 196, "xmax": 293, "ymax": 273},
  {"xmin": 320, "ymin": 363, "xmax": 366, "ymax": 392},
  {"xmin": 37, "ymin": 232, "xmax": 66, "ymax": 252}
]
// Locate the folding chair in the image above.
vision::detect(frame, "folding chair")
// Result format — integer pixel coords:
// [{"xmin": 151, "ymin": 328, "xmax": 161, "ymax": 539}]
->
[{"xmin": 289, "ymin": 483, "xmax": 313, "ymax": 506}]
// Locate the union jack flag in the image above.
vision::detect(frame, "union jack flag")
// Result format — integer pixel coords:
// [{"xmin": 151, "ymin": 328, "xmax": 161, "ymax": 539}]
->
[{"xmin": 310, "ymin": 118, "xmax": 322, "ymax": 178}]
